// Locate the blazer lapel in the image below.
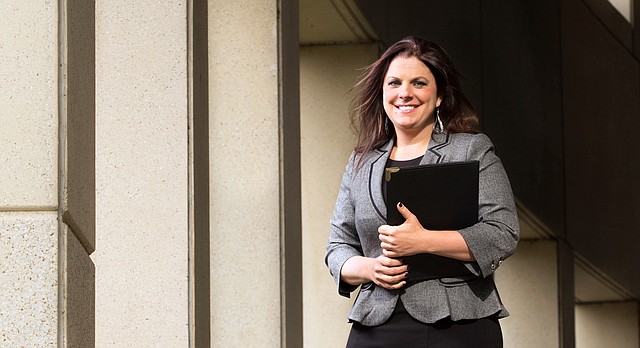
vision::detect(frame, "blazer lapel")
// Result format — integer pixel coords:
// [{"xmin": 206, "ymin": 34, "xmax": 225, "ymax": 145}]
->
[
  {"xmin": 421, "ymin": 133, "xmax": 451, "ymax": 164},
  {"xmin": 369, "ymin": 140, "xmax": 393, "ymax": 222}
]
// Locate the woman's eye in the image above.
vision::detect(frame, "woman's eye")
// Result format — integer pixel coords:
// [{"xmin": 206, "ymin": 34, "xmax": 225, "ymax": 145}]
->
[
  {"xmin": 388, "ymin": 80, "xmax": 400, "ymax": 86},
  {"xmin": 413, "ymin": 81, "xmax": 427, "ymax": 87}
]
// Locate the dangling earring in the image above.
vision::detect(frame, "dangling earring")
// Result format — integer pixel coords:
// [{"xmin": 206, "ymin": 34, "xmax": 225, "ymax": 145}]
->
[{"xmin": 435, "ymin": 107, "xmax": 444, "ymax": 133}]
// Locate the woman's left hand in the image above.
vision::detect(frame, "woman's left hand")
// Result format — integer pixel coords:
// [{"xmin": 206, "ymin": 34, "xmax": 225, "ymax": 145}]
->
[{"xmin": 378, "ymin": 202, "xmax": 427, "ymax": 258}]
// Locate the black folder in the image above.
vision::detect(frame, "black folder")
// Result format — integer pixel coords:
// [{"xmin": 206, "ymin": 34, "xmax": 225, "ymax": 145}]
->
[{"xmin": 385, "ymin": 160, "xmax": 479, "ymax": 282}]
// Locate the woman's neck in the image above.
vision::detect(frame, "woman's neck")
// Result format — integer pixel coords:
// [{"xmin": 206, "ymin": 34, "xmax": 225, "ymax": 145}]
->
[{"xmin": 391, "ymin": 125, "xmax": 433, "ymax": 160}]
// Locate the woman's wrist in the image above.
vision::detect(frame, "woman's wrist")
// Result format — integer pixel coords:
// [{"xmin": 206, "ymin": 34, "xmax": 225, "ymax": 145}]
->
[
  {"xmin": 417, "ymin": 227, "xmax": 434, "ymax": 254},
  {"xmin": 420, "ymin": 230, "xmax": 475, "ymax": 261},
  {"xmin": 341, "ymin": 256, "xmax": 374, "ymax": 285}
]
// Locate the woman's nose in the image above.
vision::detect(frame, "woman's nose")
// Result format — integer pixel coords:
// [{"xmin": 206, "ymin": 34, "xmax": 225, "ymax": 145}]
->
[{"xmin": 398, "ymin": 84, "xmax": 413, "ymax": 99}]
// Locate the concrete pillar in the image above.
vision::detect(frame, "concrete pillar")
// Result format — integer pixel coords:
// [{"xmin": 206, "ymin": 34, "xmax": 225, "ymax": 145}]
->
[
  {"xmin": 208, "ymin": 0, "xmax": 301, "ymax": 346},
  {"xmin": 300, "ymin": 43, "xmax": 377, "ymax": 348},
  {"xmin": 94, "ymin": 1, "xmax": 189, "ymax": 345},
  {"xmin": 497, "ymin": 239, "xmax": 560, "ymax": 347},
  {"xmin": 0, "ymin": 0, "xmax": 58, "ymax": 342},
  {"xmin": 576, "ymin": 301, "xmax": 639, "ymax": 347},
  {"xmin": 1, "ymin": 0, "xmax": 95, "ymax": 346}
]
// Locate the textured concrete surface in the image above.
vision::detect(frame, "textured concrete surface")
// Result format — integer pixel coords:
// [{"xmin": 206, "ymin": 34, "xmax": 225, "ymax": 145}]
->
[
  {"xmin": 300, "ymin": 43, "xmax": 376, "ymax": 348},
  {"xmin": 497, "ymin": 240, "xmax": 559, "ymax": 347},
  {"xmin": 0, "ymin": 212, "xmax": 58, "ymax": 347},
  {"xmin": 0, "ymin": 1, "xmax": 58, "ymax": 210},
  {"xmin": 576, "ymin": 301, "xmax": 639, "ymax": 348},
  {"xmin": 94, "ymin": 1, "xmax": 189, "ymax": 346},
  {"xmin": 208, "ymin": 1, "xmax": 282, "ymax": 346}
]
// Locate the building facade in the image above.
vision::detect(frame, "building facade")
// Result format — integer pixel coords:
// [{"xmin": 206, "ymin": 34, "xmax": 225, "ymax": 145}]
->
[{"xmin": 1, "ymin": 0, "xmax": 638, "ymax": 347}]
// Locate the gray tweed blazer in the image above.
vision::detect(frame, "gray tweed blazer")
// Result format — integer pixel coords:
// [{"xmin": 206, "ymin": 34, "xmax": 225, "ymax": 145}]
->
[{"xmin": 325, "ymin": 132, "xmax": 519, "ymax": 326}]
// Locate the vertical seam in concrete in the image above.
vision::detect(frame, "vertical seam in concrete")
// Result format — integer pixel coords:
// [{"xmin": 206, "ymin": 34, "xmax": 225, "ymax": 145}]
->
[
  {"xmin": 558, "ymin": 2, "xmax": 575, "ymax": 347},
  {"xmin": 187, "ymin": 0, "xmax": 195, "ymax": 345},
  {"xmin": 278, "ymin": 0, "xmax": 302, "ymax": 346},
  {"xmin": 188, "ymin": 0, "xmax": 210, "ymax": 345},
  {"xmin": 278, "ymin": 1, "xmax": 286, "ymax": 345},
  {"xmin": 634, "ymin": 0, "xmax": 640, "ymax": 57},
  {"xmin": 57, "ymin": 0, "xmax": 68, "ymax": 346}
]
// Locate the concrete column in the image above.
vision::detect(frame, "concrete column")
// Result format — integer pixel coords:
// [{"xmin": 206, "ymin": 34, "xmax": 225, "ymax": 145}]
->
[
  {"xmin": 208, "ymin": 0, "xmax": 301, "ymax": 346},
  {"xmin": 1, "ymin": 2, "xmax": 58, "ymax": 340},
  {"xmin": 497, "ymin": 239, "xmax": 560, "ymax": 347},
  {"xmin": 94, "ymin": 1, "xmax": 189, "ymax": 345},
  {"xmin": 576, "ymin": 301, "xmax": 639, "ymax": 347},
  {"xmin": 1, "ymin": 1, "xmax": 95, "ymax": 346},
  {"xmin": 300, "ymin": 43, "xmax": 377, "ymax": 348}
]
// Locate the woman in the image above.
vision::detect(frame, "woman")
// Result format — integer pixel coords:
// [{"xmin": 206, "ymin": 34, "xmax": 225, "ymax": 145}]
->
[{"xmin": 325, "ymin": 36, "xmax": 519, "ymax": 347}]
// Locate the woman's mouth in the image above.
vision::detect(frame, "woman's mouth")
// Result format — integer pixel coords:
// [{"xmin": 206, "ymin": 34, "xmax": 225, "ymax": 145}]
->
[{"xmin": 396, "ymin": 105, "xmax": 417, "ymax": 112}]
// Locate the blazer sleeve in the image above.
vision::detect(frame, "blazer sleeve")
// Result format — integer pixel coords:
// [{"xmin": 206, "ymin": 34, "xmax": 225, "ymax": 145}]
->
[
  {"xmin": 458, "ymin": 134, "xmax": 519, "ymax": 277},
  {"xmin": 325, "ymin": 152, "xmax": 363, "ymax": 297}
]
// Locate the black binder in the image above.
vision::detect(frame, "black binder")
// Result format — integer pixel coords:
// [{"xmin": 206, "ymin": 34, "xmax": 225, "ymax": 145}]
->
[{"xmin": 385, "ymin": 160, "xmax": 479, "ymax": 282}]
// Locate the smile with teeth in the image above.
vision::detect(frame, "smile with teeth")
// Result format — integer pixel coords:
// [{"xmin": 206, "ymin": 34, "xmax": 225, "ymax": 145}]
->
[{"xmin": 396, "ymin": 105, "xmax": 417, "ymax": 112}]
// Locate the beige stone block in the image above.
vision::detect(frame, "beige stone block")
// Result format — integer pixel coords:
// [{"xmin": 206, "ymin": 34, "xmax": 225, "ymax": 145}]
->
[
  {"xmin": 497, "ymin": 240, "xmax": 559, "ymax": 348},
  {"xmin": 208, "ymin": 2, "xmax": 282, "ymax": 346},
  {"xmin": 576, "ymin": 301, "xmax": 639, "ymax": 348},
  {"xmin": 0, "ymin": 2, "xmax": 58, "ymax": 209},
  {"xmin": 65, "ymin": 227, "xmax": 95, "ymax": 347},
  {"xmin": 94, "ymin": 1, "xmax": 189, "ymax": 346},
  {"xmin": 300, "ymin": 43, "xmax": 377, "ymax": 348},
  {"xmin": 0, "ymin": 212, "xmax": 58, "ymax": 346}
]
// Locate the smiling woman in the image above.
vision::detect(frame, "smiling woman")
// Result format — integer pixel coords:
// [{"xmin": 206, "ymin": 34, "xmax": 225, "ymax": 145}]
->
[
  {"xmin": 325, "ymin": 36, "xmax": 519, "ymax": 347},
  {"xmin": 347, "ymin": 37, "xmax": 480, "ymax": 166},
  {"xmin": 382, "ymin": 56, "xmax": 442, "ymax": 160}
]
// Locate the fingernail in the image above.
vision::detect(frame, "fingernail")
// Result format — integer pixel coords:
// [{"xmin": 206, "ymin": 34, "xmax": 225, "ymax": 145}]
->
[{"xmin": 398, "ymin": 202, "xmax": 404, "ymax": 208}]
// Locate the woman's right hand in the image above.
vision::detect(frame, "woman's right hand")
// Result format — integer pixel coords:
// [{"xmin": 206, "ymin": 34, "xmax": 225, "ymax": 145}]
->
[{"xmin": 341, "ymin": 255, "xmax": 408, "ymax": 290}]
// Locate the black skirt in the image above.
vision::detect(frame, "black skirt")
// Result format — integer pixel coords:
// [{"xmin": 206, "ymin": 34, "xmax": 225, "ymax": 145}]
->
[{"xmin": 346, "ymin": 300, "xmax": 503, "ymax": 348}]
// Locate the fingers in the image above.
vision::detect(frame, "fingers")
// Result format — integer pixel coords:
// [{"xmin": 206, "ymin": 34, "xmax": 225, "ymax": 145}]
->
[
  {"xmin": 377, "ymin": 254, "xmax": 404, "ymax": 267},
  {"xmin": 378, "ymin": 228, "xmax": 403, "ymax": 257},
  {"xmin": 378, "ymin": 224, "xmax": 391, "ymax": 236},
  {"xmin": 373, "ymin": 272, "xmax": 407, "ymax": 289},
  {"xmin": 382, "ymin": 248, "xmax": 399, "ymax": 258},
  {"xmin": 375, "ymin": 274, "xmax": 407, "ymax": 289},
  {"xmin": 378, "ymin": 228, "xmax": 393, "ymax": 245},
  {"xmin": 378, "ymin": 225, "xmax": 398, "ymax": 255},
  {"xmin": 378, "ymin": 278, "xmax": 406, "ymax": 290},
  {"xmin": 371, "ymin": 255, "xmax": 408, "ymax": 289}
]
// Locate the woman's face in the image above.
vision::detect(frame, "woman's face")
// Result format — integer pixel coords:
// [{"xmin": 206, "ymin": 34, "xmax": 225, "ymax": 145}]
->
[{"xmin": 382, "ymin": 56, "xmax": 442, "ymax": 135}]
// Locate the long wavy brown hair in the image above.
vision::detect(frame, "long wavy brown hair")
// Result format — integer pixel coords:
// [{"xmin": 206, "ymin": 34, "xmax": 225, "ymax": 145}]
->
[{"xmin": 350, "ymin": 36, "xmax": 480, "ymax": 159}]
